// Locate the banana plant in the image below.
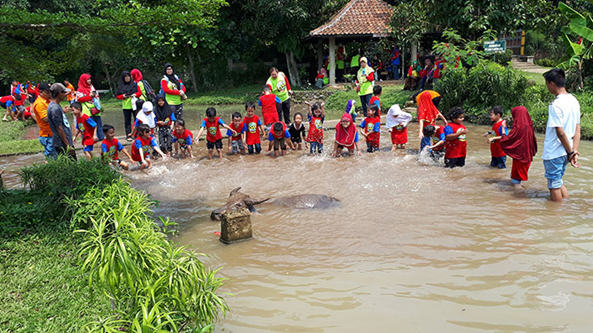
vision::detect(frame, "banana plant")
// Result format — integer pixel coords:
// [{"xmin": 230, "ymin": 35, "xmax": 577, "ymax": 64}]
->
[{"xmin": 557, "ymin": 2, "xmax": 593, "ymax": 90}]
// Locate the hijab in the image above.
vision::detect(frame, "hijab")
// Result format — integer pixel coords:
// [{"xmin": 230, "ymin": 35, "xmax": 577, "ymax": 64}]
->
[
  {"xmin": 163, "ymin": 63, "xmax": 180, "ymax": 89},
  {"xmin": 385, "ymin": 104, "xmax": 412, "ymax": 129},
  {"xmin": 116, "ymin": 71, "xmax": 137, "ymax": 96},
  {"xmin": 131, "ymin": 69, "xmax": 143, "ymax": 83},
  {"xmin": 417, "ymin": 91, "xmax": 439, "ymax": 123},
  {"xmin": 136, "ymin": 101, "xmax": 156, "ymax": 128},
  {"xmin": 335, "ymin": 113, "xmax": 357, "ymax": 148},
  {"xmin": 500, "ymin": 106, "xmax": 538, "ymax": 163},
  {"xmin": 153, "ymin": 94, "xmax": 172, "ymax": 121},
  {"xmin": 77, "ymin": 73, "xmax": 93, "ymax": 96},
  {"xmin": 346, "ymin": 100, "xmax": 356, "ymax": 115}
]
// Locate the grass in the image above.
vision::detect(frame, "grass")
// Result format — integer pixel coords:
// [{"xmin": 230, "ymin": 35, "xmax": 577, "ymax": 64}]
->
[
  {"xmin": 522, "ymin": 71, "xmax": 547, "ymax": 86},
  {"xmin": 0, "ymin": 229, "xmax": 110, "ymax": 332},
  {"xmin": 0, "ymin": 120, "xmax": 43, "ymax": 156},
  {"xmin": 0, "ymin": 139, "xmax": 43, "ymax": 156}
]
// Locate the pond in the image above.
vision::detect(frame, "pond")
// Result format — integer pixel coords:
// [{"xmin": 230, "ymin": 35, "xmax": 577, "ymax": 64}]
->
[{"xmin": 3, "ymin": 124, "xmax": 593, "ymax": 332}]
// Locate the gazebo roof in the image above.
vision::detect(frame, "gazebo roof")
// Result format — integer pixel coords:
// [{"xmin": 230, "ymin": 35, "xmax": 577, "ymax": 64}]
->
[{"xmin": 309, "ymin": 0, "xmax": 394, "ymax": 38}]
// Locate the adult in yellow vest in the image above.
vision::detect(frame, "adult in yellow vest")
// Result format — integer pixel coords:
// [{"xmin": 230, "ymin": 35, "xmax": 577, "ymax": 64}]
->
[
  {"xmin": 350, "ymin": 53, "xmax": 360, "ymax": 75},
  {"xmin": 355, "ymin": 57, "xmax": 375, "ymax": 117},
  {"xmin": 266, "ymin": 67, "xmax": 293, "ymax": 125}
]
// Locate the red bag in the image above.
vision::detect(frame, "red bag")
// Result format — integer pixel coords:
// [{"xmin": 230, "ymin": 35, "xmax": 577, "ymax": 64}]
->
[{"xmin": 90, "ymin": 107, "xmax": 100, "ymax": 116}]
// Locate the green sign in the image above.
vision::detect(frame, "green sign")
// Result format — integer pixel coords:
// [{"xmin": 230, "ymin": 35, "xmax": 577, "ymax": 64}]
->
[{"xmin": 484, "ymin": 40, "xmax": 507, "ymax": 54}]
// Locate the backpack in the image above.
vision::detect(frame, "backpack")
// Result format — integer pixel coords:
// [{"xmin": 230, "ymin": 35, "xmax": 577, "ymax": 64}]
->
[{"xmin": 142, "ymin": 80, "xmax": 157, "ymax": 103}]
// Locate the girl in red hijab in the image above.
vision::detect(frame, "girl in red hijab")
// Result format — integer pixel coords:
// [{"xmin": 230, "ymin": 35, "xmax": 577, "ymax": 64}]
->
[
  {"xmin": 332, "ymin": 113, "xmax": 362, "ymax": 157},
  {"xmin": 500, "ymin": 106, "xmax": 538, "ymax": 187}
]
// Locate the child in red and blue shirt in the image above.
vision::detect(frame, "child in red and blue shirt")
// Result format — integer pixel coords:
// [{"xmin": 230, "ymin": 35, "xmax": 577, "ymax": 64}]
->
[
  {"xmin": 267, "ymin": 122, "xmax": 293, "ymax": 157},
  {"xmin": 360, "ymin": 104, "xmax": 381, "ymax": 152},
  {"xmin": 227, "ymin": 112, "xmax": 246, "ymax": 155},
  {"xmin": 484, "ymin": 105, "xmax": 508, "ymax": 169},
  {"xmin": 196, "ymin": 107, "xmax": 236, "ymax": 160},
  {"xmin": 243, "ymin": 102, "xmax": 266, "ymax": 154},
  {"xmin": 101, "ymin": 124, "xmax": 132, "ymax": 170},
  {"xmin": 444, "ymin": 107, "xmax": 468, "ymax": 168},
  {"xmin": 305, "ymin": 101, "xmax": 325, "ymax": 154},
  {"xmin": 258, "ymin": 85, "xmax": 281, "ymax": 131},
  {"xmin": 172, "ymin": 118, "xmax": 193, "ymax": 159},
  {"xmin": 72, "ymin": 102, "xmax": 98, "ymax": 160},
  {"xmin": 131, "ymin": 124, "xmax": 167, "ymax": 169},
  {"xmin": 369, "ymin": 85, "xmax": 382, "ymax": 116}
]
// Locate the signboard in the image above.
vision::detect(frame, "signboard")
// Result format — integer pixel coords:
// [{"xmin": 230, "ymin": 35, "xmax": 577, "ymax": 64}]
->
[{"xmin": 484, "ymin": 40, "xmax": 507, "ymax": 54}]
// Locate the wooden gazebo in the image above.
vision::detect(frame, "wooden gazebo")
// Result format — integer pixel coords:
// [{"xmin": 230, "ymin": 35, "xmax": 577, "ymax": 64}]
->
[{"xmin": 308, "ymin": 0, "xmax": 394, "ymax": 85}]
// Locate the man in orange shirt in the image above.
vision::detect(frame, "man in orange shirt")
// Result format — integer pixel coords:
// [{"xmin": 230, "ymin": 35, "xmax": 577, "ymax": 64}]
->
[{"xmin": 32, "ymin": 83, "xmax": 57, "ymax": 159}]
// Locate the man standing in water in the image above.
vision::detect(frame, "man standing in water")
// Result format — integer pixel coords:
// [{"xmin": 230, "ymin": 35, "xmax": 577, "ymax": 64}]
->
[{"xmin": 542, "ymin": 69, "xmax": 581, "ymax": 202}]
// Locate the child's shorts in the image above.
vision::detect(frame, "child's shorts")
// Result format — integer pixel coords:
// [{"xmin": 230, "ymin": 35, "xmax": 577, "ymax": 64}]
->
[
  {"xmin": 231, "ymin": 140, "xmax": 245, "ymax": 153},
  {"xmin": 490, "ymin": 156, "xmax": 507, "ymax": 169},
  {"xmin": 83, "ymin": 144, "xmax": 94, "ymax": 152},
  {"xmin": 291, "ymin": 136, "xmax": 302, "ymax": 144},
  {"xmin": 445, "ymin": 157, "xmax": 466, "ymax": 168},
  {"xmin": 179, "ymin": 144, "xmax": 191, "ymax": 151},
  {"xmin": 366, "ymin": 142, "xmax": 379, "ymax": 153},
  {"xmin": 207, "ymin": 139, "xmax": 223, "ymax": 150},
  {"xmin": 248, "ymin": 143, "xmax": 261, "ymax": 154},
  {"xmin": 273, "ymin": 138, "xmax": 287, "ymax": 151},
  {"xmin": 14, "ymin": 105, "xmax": 25, "ymax": 113},
  {"xmin": 543, "ymin": 156, "xmax": 569, "ymax": 189}
]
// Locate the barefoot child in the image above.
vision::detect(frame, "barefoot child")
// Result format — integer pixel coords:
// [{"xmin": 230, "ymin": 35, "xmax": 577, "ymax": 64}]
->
[
  {"xmin": 196, "ymin": 107, "xmax": 236, "ymax": 159},
  {"xmin": 500, "ymin": 106, "xmax": 537, "ymax": 187},
  {"xmin": 484, "ymin": 105, "xmax": 508, "ymax": 169},
  {"xmin": 267, "ymin": 122, "xmax": 293, "ymax": 157},
  {"xmin": 227, "ymin": 112, "xmax": 246, "ymax": 155},
  {"xmin": 444, "ymin": 107, "xmax": 468, "ymax": 168},
  {"xmin": 258, "ymin": 85, "xmax": 281, "ymax": 133},
  {"xmin": 172, "ymin": 118, "xmax": 194, "ymax": 158},
  {"xmin": 243, "ymin": 102, "xmax": 265, "ymax": 154},
  {"xmin": 385, "ymin": 104, "xmax": 412, "ymax": 150},
  {"xmin": 360, "ymin": 104, "xmax": 381, "ymax": 152},
  {"xmin": 131, "ymin": 124, "xmax": 167, "ymax": 169},
  {"xmin": 289, "ymin": 113, "xmax": 306, "ymax": 150},
  {"xmin": 101, "ymin": 124, "xmax": 132, "ymax": 170},
  {"xmin": 305, "ymin": 102, "xmax": 325, "ymax": 154},
  {"xmin": 72, "ymin": 101, "xmax": 98, "ymax": 160},
  {"xmin": 133, "ymin": 101, "xmax": 157, "ymax": 136},
  {"xmin": 423, "ymin": 125, "xmax": 446, "ymax": 159},
  {"xmin": 332, "ymin": 113, "xmax": 362, "ymax": 157}
]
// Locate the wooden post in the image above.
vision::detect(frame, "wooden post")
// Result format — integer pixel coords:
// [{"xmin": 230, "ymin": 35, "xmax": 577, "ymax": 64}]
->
[
  {"xmin": 220, "ymin": 208, "xmax": 252, "ymax": 244},
  {"xmin": 329, "ymin": 36, "xmax": 336, "ymax": 85},
  {"xmin": 317, "ymin": 39, "xmax": 323, "ymax": 71}
]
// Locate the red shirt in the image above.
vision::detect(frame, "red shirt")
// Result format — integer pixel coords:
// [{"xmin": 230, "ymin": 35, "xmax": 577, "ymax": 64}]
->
[
  {"xmin": 228, "ymin": 121, "xmax": 245, "ymax": 141},
  {"xmin": 12, "ymin": 84, "xmax": 24, "ymax": 106},
  {"xmin": 306, "ymin": 116, "xmax": 324, "ymax": 143},
  {"xmin": 243, "ymin": 115, "xmax": 262, "ymax": 145},
  {"xmin": 102, "ymin": 138, "xmax": 122, "ymax": 161},
  {"xmin": 0, "ymin": 96, "xmax": 12, "ymax": 105},
  {"xmin": 445, "ymin": 123, "xmax": 467, "ymax": 159},
  {"xmin": 131, "ymin": 136, "xmax": 154, "ymax": 161},
  {"xmin": 363, "ymin": 116, "xmax": 380, "ymax": 148},
  {"xmin": 431, "ymin": 125, "xmax": 445, "ymax": 152},
  {"xmin": 490, "ymin": 120, "xmax": 506, "ymax": 158},
  {"xmin": 369, "ymin": 96, "xmax": 381, "ymax": 116},
  {"xmin": 173, "ymin": 129, "xmax": 193, "ymax": 147},
  {"xmin": 76, "ymin": 114, "xmax": 96, "ymax": 146},
  {"xmin": 271, "ymin": 122, "xmax": 288, "ymax": 139},
  {"xmin": 259, "ymin": 94, "xmax": 280, "ymax": 125},
  {"xmin": 203, "ymin": 117, "xmax": 223, "ymax": 142}
]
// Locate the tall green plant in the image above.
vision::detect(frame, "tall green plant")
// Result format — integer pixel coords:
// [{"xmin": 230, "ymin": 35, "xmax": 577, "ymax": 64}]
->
[{"xmin": 557, "ymin": 2, "xmax": 593, "ymax": 90}]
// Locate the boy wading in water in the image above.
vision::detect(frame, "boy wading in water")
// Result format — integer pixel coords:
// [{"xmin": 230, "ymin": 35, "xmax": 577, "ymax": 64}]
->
[{"xmin": 542, "ymin": 69, "xmax": 582, "ymax": 202}]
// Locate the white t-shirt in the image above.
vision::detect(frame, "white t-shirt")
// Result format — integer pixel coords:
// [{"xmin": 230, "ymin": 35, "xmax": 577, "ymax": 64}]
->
[{"xmin": 542, "ymin": 93, "xmax": 581, "ymax": 160}]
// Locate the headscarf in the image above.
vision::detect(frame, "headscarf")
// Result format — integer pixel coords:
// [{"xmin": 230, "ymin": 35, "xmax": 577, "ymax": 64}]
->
[
  {"xmin": 131, "ymin": 69, "xmax": 143, "ymax": 83},
  {"xmin": 163, "ymin": 63, "xmax": 180, "ymax": 90},
  {"xmin": 417, "ymin": 91, "xmax": 439, "ymax": 124},
  {"xmin": 153, "ymin": 94, "xmax": 172, "ymax": 121},
  {"xmin": 335, "ymin": 113, "xmax": 357, "ymax": 148},
  {"xmin": 320, "ymin": 68, "xmax": 328, "ymax": 77},
  {"xmin": 77, "ymin": 73, "xmax": 93, "ymax": 96},
  {"xmin": 500, "ymin": 106, "xmax": 537, "ymax": 164},
  {"xmin": 136, "ymin": 101, "xmax": 156, "ymax": 129},
  {"xmin": 346, "ymin": 100, "xmax": 356, "ymax": 115},
  {"xmin": 385, "ymin": 104, "xmax": 412, "ymax": 129},
  {"xmin": 116, "ymin": 71, "xmax": 137, "ymax": 96}
]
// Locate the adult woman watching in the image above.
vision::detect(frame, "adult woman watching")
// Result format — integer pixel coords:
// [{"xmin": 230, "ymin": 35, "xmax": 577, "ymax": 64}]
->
[
  {"xmin": 76, "ymin": 74, "xmax": 105, "ymax": 140},
  {"xmin": 116, "ymin": 70, "xmax": 141, "ymax": 141},
  {"xmin": 355, "ymin": 57, "xmax": 375, "ymax": 117},
  {"xmin": 266, "ymin": 67, "xmax": 293, "ymax": 125},
  {"xmin": 161, "ymin": 63, "xmax": 187, "ymax": 120}
]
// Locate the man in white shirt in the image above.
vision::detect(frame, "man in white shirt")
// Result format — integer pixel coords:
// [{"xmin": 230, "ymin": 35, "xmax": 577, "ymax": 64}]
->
[{"xmin": 542, "ymin": 69, "xmax": 582, "ymax": 202}]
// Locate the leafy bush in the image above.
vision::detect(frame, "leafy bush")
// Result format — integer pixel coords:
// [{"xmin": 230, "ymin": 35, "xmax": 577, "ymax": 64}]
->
[
  {"xmin": 20, "ymin": 157, "xmax": 120, "ymax": 200},
  {"xmin": 0, "ymin": 190, "xmax": 65, "ymax": 237},
  {"xmin": 68, "ymin": 180, "xmax": 228, "ymax": 332},
  {"xmin": 535, "ymin": 58, "xmax": 557, "ymax": 67},
  {"xmin": 435, "ymin": 61, "xmax": 528, "ymax": 123},
  {"xmin": 486, "ymin": 49, "xmax": 513, "ymax": 66}
]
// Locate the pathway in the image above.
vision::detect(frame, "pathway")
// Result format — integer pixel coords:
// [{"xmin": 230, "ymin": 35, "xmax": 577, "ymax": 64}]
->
[{"xmin": 510, "ymin": 58, "xmax": 549, "ymax": 74}]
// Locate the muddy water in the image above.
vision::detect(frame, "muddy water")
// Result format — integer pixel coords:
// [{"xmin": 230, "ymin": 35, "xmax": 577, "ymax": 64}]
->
[{"xmin": 4, "ymin": 125, "xmax": 593, "ymax": 332}]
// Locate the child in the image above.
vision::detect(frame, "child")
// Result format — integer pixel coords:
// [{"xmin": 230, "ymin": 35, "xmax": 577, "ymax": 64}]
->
[
  {"xmin": 369, "ymin": 85, "xmax": 382, "ymax": 116},
  {"xmin": 243, "ymin": 102, "xmax": 266, "ymax": 154},
  {"xmin": 258, "ymin": 85, "xmax": 281, "ymax": 132},
  {"xmin": 423, "ymin": 125, "xmax": 446, "ymax": 159},
  {"xmin": 305, "ymin": 101, "xmax": 325, "ymax": 154},
  {"xmin": 101, "ymin": 124, "xmax": 132, "ymax": 170},
  {"xmin": 443, "ymin": 107, "xmax": 468, "ymax": 168},
  {"xmin": 267, "ymin": 122, "xmax": 293, "ymax": 157},
  {"xmin": 345, "ymin": 100, "xmax": 357, "ymax": 122},
  {"xmin": 133, "ymin": 101, "xmax": 157, "ymax": 136},
  {"xmin": 227, "ymin": 112, "xmax": 246, "ymax": 155},
  {"xmin": 360, "ymin": 104, "xmax": 381, "ymax": 152},
  {"xmin": 154, "ymin": 94, "xmax": 176, "ymax": 158},
  {"xmin": 500, "ymin": 106, "xmax": 538, "ymax": 188},
  {"xmin": 172, "ymin": 118, "xmax": 194, "ymax": 158},
  {"xmin": 289, "ymin": 112, "xmax": 307, "ymax": 150},
  {"xmin": 332, "ymin": 113, "xmax": 362, "ymax": 157},
  {"xmin": 385, "ymin": 104, "xmax": 412, "ymax": 150},
  {"xmin": 131, "ymin": 123, "xmax": 167, "ymax": 169},
  {"xmin": 484, "ymin": 105, "xmax": 508, "ymax": 169},
  {"xmin": 72, "ymin": 101, "xmax": 98, "ymax": 160},
  {"xmin": 196, "ymin": 107, "xmax": 236, "ymax": 159}
]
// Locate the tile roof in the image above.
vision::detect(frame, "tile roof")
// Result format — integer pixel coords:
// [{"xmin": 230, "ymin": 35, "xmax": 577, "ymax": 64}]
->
[{"xmin": 309, "ymin": 0, "xmax": 394, "ymax": 37}]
